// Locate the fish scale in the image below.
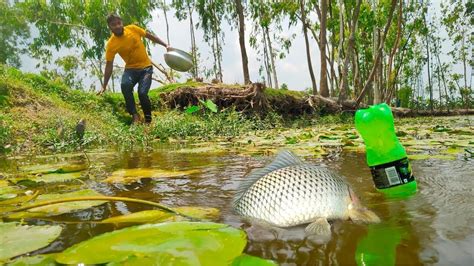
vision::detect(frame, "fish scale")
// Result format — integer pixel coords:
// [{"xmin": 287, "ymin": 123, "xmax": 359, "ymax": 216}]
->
[{"xmin": 234, "ymin": 164, "xmax": 351, "ymax": 227}]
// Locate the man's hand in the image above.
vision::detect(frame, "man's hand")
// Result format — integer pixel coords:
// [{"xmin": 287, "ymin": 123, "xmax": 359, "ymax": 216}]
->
[{"xmin": 97, "ymin": 86, "xmax": 107, "ymax": 96}]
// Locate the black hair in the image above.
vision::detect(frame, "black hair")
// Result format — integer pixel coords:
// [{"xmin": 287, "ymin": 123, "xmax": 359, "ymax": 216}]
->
[{"xmin": 106, "ymin": 14, "xmax": 122, "ymax": 25}]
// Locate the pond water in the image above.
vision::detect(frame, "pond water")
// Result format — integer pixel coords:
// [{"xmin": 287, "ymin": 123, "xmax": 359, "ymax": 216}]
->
[{"xmin": 1, "ymin": 144, "xmax": 473, "ymax": 265}]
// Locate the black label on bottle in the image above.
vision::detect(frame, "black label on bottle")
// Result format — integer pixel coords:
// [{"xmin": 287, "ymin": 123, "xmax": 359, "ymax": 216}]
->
[{"xmin": 370, "ymin": 158, "xmax": 415, "ymax": 189}]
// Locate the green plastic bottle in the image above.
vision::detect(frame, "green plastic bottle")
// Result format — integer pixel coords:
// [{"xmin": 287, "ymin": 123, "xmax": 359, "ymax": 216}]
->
[{"xmin": 355, "ymin": 103, "xmax": 417, "ymax": 197}]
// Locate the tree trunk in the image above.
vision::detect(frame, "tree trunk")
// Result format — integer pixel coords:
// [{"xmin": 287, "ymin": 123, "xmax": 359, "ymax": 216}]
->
[
  {"xmin": 265, "ymin": 26, "xmax": 279, "ymax": 89},
  {"xmin": 210, "ymin": 0, "xmax": 223, "ymax": 82},
  {"xmin": 461, "ymin": 32, "xmax": 469, "ymax": 109},
  {"xmin": 262, "ymin": 26, "xmax": 272, "ymax": 88},
  {"xmin": 374, "ymin": 29, "xmax": 382, "ymax": 104},
  {"xmin": 355, "ymin": 0, "xmax": 398, "ymax": 106},
  {"xmin": 319, "ymin": 0, "xmax": 329, "ymax": 97},
  {"xmin": 424, "ymin": 15, "xmax": 433, "ymax": 112},
  {"xmin": 162, "ymin": 0, "xmax": 170, "ymax": 44},
  {"xmin": 300, "ymin": 0, "xmax": 317, "ymax": 94},
  {"xmin": 188, "ymin": 4, "xmax": 199, "ymax": 79},
  {"xmin": 338, "ymin": 0, "xmax": 361, "ymax": 102},
  {"xmin": 386, "ymin": 0, "xmax": 402, "ymax": 101},
  {"xmin": 235, "ymin": 0, "xmax": 250, "ymax": 84},
  {"xmin": 436, "ymin": 53, "xmax": 449, "ymax": 111}
]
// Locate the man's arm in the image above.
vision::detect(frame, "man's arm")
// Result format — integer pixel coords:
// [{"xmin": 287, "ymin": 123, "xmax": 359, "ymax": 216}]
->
[
  {"xmin": 98, "ymin": 60, "xmax": 114, "ymax": 95},
  {"xmin": 145, "ymin": 32, "xmax": 169, "ymax": 49}
]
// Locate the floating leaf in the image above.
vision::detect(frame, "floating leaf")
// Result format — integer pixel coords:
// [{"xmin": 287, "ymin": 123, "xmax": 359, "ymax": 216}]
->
[
  {"xmin": 442, "ymin": 147, "xmax": 464, "ymax": 155},
  {"xmin": 173, "ymin": 146, "xmax": 226, "ymax": 154},
  {"xmin": 0, "ymin": 184, "xmax": 21, "ymax": 201},
  {"xmin": 15, "ymin": 172, "xmax": 83, "ymax": 184},
  {"xmin": 285, "ymin": 136, "xmax": 298, "ymax": 144},
  {"xmin": 319, "ymin": 134, "xmax": 340, "ymax": 140},
  {"xmin": 448, "ymin": 129, "xmax": 474, "ymax": 136},
  {"xmin": 396, "ymin": 131, "xmax": 408, "ymax": 137},
  {"xmin": 101, "ymin": 207, "xmax": 220, "ymax": 224},
  {"xmin": 104, "ymin": 168, "xmax": 200, "ymax": 184},
  {"xmin": 231, "ymin": 254, "xmax": 278, "ymax": 266},
  {"xmin": 56, "ymin": 222, "xmax": 247, "ymax": 265},
  {"xmin": 0, "ymin": 180, "xmax": 9, "ymax": 188},
  {"xmin": 0, "ymin": 222, "xmax": 62, "ymax": 261},
  {"xmin": 432, "ymin": 125, "xmax": 451, "ymax": 132},
  {"xmin": 345, "ymin": 133, "xmax": 359, "ymax": 139},
  {"xmin": 7, "ymin": 189, "xmax": 106, "ymax": 219},
  {"xmin": 0, "ymin": 191, "xmax": 37, "ymax": 207},
  {"xmin": 101, "ymin": 210, "xmax": 174, "ymax": 224},
  {"xmin": 408, "ymin": 154, "xmax": 456, "ymax": 160},
  {"xmin": 5, "ymin": 253, "xmax": 58, "ymax": 266},
  {"xmin": 20, "ymin": 163, "xmax": 87, "ymax": 175}
]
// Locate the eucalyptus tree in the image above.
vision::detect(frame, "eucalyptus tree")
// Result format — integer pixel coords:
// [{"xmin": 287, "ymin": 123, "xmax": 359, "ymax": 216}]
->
[
  {"xmin": 274, "ymin": 0, "xmax": 318, "ymax": 94},
  {"xmin": 0, "ymin": 1, "xmax": 30, "ymax": 67},
  {"xmin": 319, "ymin": 0, "xmax": 329, "ymax": 97},
  {"xmin": 195, "ymin": 0, "xmax": 227, "ymax": 82},
  {"xmin": 441, "ymin": 0, "xmax": 472, "ymax": 108},
  {"xmin": 420, "ymin": 2, "xmax": 434, "ymax": 111},
  {"xmin": 234, "ymin": 0, "xmax": 251, "ymax": 84},
  {"xmin": 356, "ymin": 0, "xmax": 398, "ymax": 106},
  {"xmin": 222, "ymin": 0, "xmax": 251, "ymax": 84},
  {"xmin": 248, "ymin": 0, "xmax": 273, "ymax": 87},
  {"xmin": 338, "ymin": 0, "xmax": 362, "ymax": 101},
  {"xmin": 172, "ymin": 0, "xmax": 200, "ymax": 79}
]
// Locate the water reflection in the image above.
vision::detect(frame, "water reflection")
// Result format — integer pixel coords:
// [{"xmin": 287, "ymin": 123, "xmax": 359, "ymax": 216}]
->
[{"xmin": 1, "ymin": 148, "xmax": 473, "ymax": 265}]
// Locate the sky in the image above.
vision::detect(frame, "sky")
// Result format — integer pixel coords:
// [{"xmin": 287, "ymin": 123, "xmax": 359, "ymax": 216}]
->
[{"xmin": 19, "ymin": 1, "xmax": 471, "ymax": 94}]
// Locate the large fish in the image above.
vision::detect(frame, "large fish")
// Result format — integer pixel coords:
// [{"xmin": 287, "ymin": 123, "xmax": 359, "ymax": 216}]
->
[{"xmin": 233, "ymin": 151, "xmax": 380, "ymax": 239}]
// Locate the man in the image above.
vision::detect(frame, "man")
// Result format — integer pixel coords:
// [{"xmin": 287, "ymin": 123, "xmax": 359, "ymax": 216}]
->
[{"xmin": 98, "ymin": 14, "xmax": 169, "ymax": 124}]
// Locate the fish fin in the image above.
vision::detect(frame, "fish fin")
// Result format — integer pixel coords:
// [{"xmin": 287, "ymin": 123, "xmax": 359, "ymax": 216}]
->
[
  {"xmin": 305, "ymin": 218, "xmax": 332, "ymax": 244},
  {"xmin": 348, "ymin": 205, "xmax": 381, "ymax": 224},
  {"xmin": 233, "ymin": 150, "xmax": 303, "ymax": 206}
]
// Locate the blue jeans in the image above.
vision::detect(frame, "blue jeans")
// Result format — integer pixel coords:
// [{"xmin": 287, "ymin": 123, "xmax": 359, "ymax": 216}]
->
[{"xmin": 121, "ymin": 66, "xmax": 153, "ymax": 122}]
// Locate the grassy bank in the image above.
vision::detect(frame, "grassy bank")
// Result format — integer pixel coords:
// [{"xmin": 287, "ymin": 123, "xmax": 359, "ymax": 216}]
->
[{"xmin": 0, "ymin": 65, "xmax": 350, "ymax": 154}]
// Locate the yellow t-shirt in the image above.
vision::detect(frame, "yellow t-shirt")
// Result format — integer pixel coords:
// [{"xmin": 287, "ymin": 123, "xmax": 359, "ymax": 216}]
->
[{"xmin": 105, "ymin": 25, "xmax": 152, "ymax": 69}]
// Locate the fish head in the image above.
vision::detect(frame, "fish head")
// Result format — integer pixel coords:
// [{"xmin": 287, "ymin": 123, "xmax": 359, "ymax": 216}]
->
[{"xmin": 347, "ymin": 187, "xmax": 381, "ymax": 224}]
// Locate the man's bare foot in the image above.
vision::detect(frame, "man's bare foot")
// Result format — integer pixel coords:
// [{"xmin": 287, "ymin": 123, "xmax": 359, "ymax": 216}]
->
[{"xmin": 132, "ymin": 114, "xmax": 141, "ymax": 124}]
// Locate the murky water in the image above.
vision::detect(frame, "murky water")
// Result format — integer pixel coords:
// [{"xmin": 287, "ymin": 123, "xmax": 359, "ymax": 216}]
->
[{"xmin": 1, "ymin": 146, "xmax": 473, "ymax": 265}]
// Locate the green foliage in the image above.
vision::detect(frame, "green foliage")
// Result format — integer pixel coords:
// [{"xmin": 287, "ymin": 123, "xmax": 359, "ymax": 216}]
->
[
  {"xmin": 397, "ymin": 87, "xmax": 412, "ymax": 108},
  {"xmin": 0, "ymin": 2, "xmax": 30, "ymax": 67},
  {"xmin": 40, "ymin": 55, "xmax": 86, "ymax": 90},
  {"xmin": 199, "ymin": 98, "xmax": 218, "ymax": 113},
  {"xmin": 0, "ymin": 114, "xmax": 11, "ymax": 153},
  {"xmin": 0, "ymin": 80, "xmax": 9, "ymax": 108}
]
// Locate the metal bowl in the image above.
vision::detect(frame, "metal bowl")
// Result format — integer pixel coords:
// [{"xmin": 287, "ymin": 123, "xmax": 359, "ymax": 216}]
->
[{"xmin": 164, "ymin": 47, "xmax": 193, "ymax": 72}]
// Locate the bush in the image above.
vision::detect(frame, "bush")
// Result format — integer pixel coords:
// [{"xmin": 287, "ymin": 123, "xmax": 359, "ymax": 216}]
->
[{"xmin": 0, "ymin": 114, "xmax": 11, "ymax": 152}]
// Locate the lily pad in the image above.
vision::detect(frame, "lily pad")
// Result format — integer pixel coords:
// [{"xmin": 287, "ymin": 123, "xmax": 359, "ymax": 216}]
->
[
  {"xmin": 5, "ymin": 253, "xmax": 58, "ymax": 266},
  {"xmin": 55, "ymin": 222, "xmax": 247, "ymax": 265},
  {"xmin": 104, "ymin": 168, "xmax": 201, "ymax": 184},
  {"xmin": 408, "ymin": 154, "xmax": 457, "ymax": 160},
  {"xmin": 15, "ymin": 172, "xmax": 83, "ymax": 184},
  {"xmin": 7, "ymin": 189, "xmax": 106, "ymax": 219},
  {"xmin": 0, "ymin": 222, "xmax": 62, "ymax": 261},
  {"xmin": 101, "ymin": 207, "xmax": 220, "ymax": 224},
  {"xmin": 0, "ymin": 184, "xmax": 22, "ymax": 201},
  {"xmin": 20, "ymin": 163, "xmax": 87, "ymax": 175},
  {"xmin": 173, "ymin": 145, "xmax": 226, "ymax": 154},
  {"xmin": 231, "ymin": 254, "xmax": 278, "ymax": 266}
]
